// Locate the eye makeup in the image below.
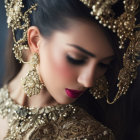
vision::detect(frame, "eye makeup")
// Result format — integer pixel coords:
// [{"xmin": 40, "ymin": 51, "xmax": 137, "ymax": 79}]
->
[
  {"xmin": 66, "ymin": 55, "xmax": 86, "ymax": 65},
  {"xmin": 66, "ymin": 54, "xmax": 112, "ymax": 68}
]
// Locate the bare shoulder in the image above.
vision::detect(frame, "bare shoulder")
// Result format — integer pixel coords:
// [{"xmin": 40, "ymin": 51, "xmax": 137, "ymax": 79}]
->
[{"xmin": 58, "ymin": 107, "xmax": 115, "ymax": 140}]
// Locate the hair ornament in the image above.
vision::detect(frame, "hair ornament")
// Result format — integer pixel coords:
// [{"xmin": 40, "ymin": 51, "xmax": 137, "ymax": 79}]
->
[
  {"xmin": 5, "ymin": 0, "xmax": 140, "ymax": 103},
  {"xmin": 80, "ymin": 0, "xmax": 140, "ymax": 104},
  {"xmin": 4, "ymin": 0, "xmax": 45, "ymax": 97},
  {"xmin": 5, "ymin": 0, "xmax": 37, "ymax": 63}
]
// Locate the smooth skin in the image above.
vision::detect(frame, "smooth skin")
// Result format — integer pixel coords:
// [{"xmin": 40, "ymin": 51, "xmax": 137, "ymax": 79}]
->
[
  {"xmin": 10, "ymin": 19, "xmax": 114, "ymax": 107},
  {"xmin": 0, "ymin": 20, "xmax": 114, "ymax": 139}
]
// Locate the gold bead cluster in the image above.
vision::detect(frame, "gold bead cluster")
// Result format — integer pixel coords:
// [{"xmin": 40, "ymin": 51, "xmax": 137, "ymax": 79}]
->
[
  {"xmin": 5, "ymin": 0, "xmax": 140, "ymax": 103},
  {"xmin": 5, "ymin": 0, "xmax": 37, "ymax": 63},
  {"xmin": 90, "ymin": 76, "xmax": 109, "ymax": 99},
  {"xmin": 21, "ymin": 54, "xmax": 44, "ymax": 97},
  {"xmin": 80, "ymin": 0, "xmax": 139, "ymax": 49},
  {"xmin": 80, "ymin": 0, "xmax": 140, "ymax": 103},
  {"xmin": 0, "ymin": 85, "xmax": 77, "ymax": 139}
]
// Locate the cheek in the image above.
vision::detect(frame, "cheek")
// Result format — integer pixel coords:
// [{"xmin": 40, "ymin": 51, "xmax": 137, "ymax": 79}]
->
[
  {"xmin": 52, "ymin": 57, "xmax": 76, "ymax": 81},
  {"xmin": 40, "ymin": 48, "xmax": 77, "ymax": 83}
]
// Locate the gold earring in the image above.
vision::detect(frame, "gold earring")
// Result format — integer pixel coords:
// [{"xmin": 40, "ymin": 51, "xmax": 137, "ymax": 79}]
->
[
  {"xmin": 22, "ymin": 53, "xmax": 44, "ymax": 97},
  {"xmin": 89, "ymin": 76, "xmax": 109, "ymax": 99}
]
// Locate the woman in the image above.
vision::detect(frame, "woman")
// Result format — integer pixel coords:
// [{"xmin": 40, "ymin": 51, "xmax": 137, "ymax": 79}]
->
[{"xmin": 0, "ymin": 0, "xmax": 139, "ymax": 139}]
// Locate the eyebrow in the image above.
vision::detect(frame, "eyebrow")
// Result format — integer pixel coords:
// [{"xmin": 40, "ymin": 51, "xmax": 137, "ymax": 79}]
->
[{"xmin": 67, "ymin": 43, "xmax": 115, "ymax": 60}]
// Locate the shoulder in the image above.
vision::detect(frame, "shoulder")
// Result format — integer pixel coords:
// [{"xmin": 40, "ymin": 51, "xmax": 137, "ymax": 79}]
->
[
  {"xmin": 28, "ymin": 106, "xmax": 115, "ymax": 140},
  {"xmin": 58, "ymin": 106, "xmax": 115, "ymax": 140}
]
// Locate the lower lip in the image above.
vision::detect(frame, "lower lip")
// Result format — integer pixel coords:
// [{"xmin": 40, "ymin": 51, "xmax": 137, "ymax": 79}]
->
[{"xmin": 65, "ymin": 89, "xmax": 83, "ymax": 99}]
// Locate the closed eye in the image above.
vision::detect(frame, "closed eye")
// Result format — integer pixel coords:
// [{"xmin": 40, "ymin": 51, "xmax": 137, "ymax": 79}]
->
[{"xmin": 66, "ymin": 55, "xmax": 86, "ymax": 65}]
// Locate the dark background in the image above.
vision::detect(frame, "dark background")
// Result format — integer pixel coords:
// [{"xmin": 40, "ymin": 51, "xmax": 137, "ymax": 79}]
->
[
  {"xmin": 0, "ymin": 1, "xmax": 140, "ymax": 139},
  {"xmin": 0, "ymin": 0, "xmax": 8, "ymax": 86}
]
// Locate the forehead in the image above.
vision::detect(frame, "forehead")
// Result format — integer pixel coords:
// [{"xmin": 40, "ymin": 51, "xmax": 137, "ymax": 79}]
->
[{"xmin": 43, "ymin": 19, "xmax": 114, "ymax": 58}]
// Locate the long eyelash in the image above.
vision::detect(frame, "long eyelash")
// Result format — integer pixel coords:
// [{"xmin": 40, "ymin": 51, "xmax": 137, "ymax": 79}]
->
[
  {"xmin": 99, "ymin": 63, "xmax": 110, "ymax": 68},
  {"xmin": 66, "ymin": 55, "xmax": 86, "ymax": 65}
]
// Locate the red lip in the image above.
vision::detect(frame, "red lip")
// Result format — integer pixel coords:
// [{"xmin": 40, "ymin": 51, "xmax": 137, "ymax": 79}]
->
[{"xmin": 65, "ymin": 88, "xmax": 84, "ymax": 98}]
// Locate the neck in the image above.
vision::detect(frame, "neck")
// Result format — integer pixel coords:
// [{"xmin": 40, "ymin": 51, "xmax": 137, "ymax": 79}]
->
[{"xmin": 8, "ymin": 64, "xmax": 58, "ymax": 108}]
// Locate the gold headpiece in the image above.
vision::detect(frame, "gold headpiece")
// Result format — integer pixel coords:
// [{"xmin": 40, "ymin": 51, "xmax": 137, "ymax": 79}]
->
[
  {"xmin": 80, "ymin": 0, "xmax": 140, "ymax": 103},
  {"xmin": 5, "ymin": 0, "xmax": 37, "ymax": 63},
  {"xmin": 5, "ymin": 0, "xmax": 140, "ymax": 103}
]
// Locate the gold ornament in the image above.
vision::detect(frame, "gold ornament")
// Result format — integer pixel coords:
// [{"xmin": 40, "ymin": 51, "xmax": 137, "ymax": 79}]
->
[
  {"xmin": 5, "ymin": 0, "xmax": 140, "ymax": 103},
  {"xmin": 4, "ymin": 0, "xmax": 44, "ymax": 97},
  {"xmin": 22, "ymin": 53, "xmax": 44, "ymax": 97},
  {"xmin": 0, "ymin": 85, "xmax": 114, "ymax": 140},
  {"xmin": 89, "ymin": 76, "xmax": 109, "ymax": 99},
  {"xmin": 80, "ymin": 0, "xmax": 140, "ymax": 104},
  {"xmin": 5, "ymin": 0, "xmax": 37, "ymax": 63},
  {"xmin": 0, "ymin": 85, "xmax": 77, "ymax": 139}
]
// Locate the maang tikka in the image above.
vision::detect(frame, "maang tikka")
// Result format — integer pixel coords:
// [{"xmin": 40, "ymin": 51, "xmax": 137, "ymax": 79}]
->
[{"xmin": 22, "ymin": 53, "xmax": 44, "ymax": 97}]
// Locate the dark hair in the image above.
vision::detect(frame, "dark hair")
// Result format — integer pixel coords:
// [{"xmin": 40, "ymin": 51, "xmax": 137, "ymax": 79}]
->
[
  {"xmin": 4, "ymin": 0, "xmax": 121, "ymax": 83},
  {"xmin": 4, "ymin": 0, "xmax": 131, "ymax": 139},
  {"xmin": 32, "ymin": 0, "xmax": 93, "ymax": 36}
]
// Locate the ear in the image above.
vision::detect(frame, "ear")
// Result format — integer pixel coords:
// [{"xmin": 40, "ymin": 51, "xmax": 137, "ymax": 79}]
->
[{"xmin": 27, "ymin": 26, "xmax": 41, "ymax": 54}]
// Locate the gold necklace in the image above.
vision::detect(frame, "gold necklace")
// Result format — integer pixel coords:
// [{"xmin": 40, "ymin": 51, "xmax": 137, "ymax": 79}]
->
[{"xmin": 0, "ymin": 85, "xmax": 77, "ymax": 139}]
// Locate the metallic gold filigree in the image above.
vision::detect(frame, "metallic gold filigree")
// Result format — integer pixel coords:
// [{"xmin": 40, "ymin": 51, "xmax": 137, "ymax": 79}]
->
[
  {"xmin": 89, "ymin": 76, "xmax": 109, "ymax": 99},
  {"xmin": 107, "ymin": 31, "xmax": 140, "ymax": 104},
  {"xmin": 21, "ymin": 53, "xmax": 44, "ymax": 97},
  {"xmin": 80, "ymin": 0, "xmax": 140, "ymax": 104},
  {"xmin": 5, "ymin": 0, "xmax": 37, "ymax": 63},
  {"xmin": 0, "ymin": 86, "xmax": 114, "ymax": 140},
  {"xmin": 5, "ymin": 0, "xmax": 140, "ymax": 104}
]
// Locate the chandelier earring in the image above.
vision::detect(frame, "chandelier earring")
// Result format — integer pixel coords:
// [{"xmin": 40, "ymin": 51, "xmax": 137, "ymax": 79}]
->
[
  {"xmin": 5, "ymin": 0, "xmax": 140, "ymax": 103},
  {"xmin": 22, "ymin": 53, "xmax": 44, "ymax": 97},
  {"xmin": 89, "ymin": 76, "xmax": 109, "ymax": 99}
]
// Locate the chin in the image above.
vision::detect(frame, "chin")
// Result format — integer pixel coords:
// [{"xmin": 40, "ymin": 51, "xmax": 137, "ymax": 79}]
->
[{"xmin": 56, "ymin": 98, "xmax": 76, "ymax": 105}]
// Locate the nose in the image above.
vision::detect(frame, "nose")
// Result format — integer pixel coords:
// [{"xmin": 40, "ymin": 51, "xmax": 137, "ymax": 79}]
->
[{"xmin": 77, "ymin": 62, "xmax": 97, "ymax": 88}]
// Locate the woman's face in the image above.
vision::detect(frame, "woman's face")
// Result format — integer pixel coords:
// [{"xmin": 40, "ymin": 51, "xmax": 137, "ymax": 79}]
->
[{"xmin": 38, "ymin": 20, "xmax": 114, "ymax": 105}]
